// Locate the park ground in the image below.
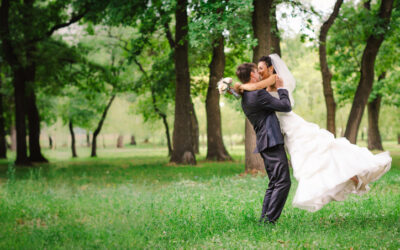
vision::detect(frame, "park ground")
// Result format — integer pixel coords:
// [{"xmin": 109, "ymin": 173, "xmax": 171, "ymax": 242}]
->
[{"xmin": 0, "ymin": 142, "xmax": 399, "ymax": 249}]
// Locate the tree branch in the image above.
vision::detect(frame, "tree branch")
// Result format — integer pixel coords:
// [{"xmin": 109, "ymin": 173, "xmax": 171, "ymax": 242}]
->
[
  {"xmin": 155, "ymin": 6, "xmax": 175, "ymax": 48},
  {"xmin": 46, "ymin": 8, "xmax": 89, "ymax": 37}
]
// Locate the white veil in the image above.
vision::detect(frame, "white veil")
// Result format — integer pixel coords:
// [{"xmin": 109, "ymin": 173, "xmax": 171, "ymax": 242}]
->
[{"xmin": 269, "ymin": 53, "xmax": 296, "ymax": 106}]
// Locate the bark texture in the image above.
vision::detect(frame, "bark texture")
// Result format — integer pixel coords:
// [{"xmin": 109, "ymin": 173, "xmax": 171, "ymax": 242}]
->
[
  {"xmin": 0, "ymin": 0, "xmax": 30, "ymax": 165},
  {"xmin": 0, "ymin": 73, "xmax": 6, "ymax": 158},
  {"xmin": 206, "ymin": 35, "xmax": 232, "ymax": 161},
  {"xmin": 26, "ymin": 63, "xmax": 48, "ymax": 162},
  {"xmin": 367, "ymin": 95, "xmax": 383, "ymax": 150},
  {"xmin": 367, "ymin": 72, "xmax": 386, "ymax": 150},
  {"xmin": 344, "ymin": 0, "xmax": 394, "ymax": 143},
  {"xmin": 245, "ymin": 0, "xmax": 274, "ymax": 173},
  {"xmin": 318, "ymin": 0, "xmax": 343, "ymax": 136},
  {"xmin": 170, "ymin": 0, "xmax": 196, "ymax": 164}
]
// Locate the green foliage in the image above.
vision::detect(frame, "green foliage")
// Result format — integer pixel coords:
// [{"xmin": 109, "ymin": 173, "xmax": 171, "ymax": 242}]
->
[{"xmin": 327, "ymin": 1, "xmax": 400, "ymax": 107}]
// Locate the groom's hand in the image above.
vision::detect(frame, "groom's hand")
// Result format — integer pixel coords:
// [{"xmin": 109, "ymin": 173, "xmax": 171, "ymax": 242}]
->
[{"xmin": 276, "ymin": 75, "xmax": 284, "ymax": 89}]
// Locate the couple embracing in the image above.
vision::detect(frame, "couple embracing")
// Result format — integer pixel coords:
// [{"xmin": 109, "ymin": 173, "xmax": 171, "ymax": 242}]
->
[{"xmin": 228, "ymin": 54, "xmax": 392, "ymax": 224}]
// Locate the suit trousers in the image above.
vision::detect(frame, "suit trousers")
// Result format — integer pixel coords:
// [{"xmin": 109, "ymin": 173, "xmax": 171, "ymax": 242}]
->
[{"xmin": 259, "ymin": 144, "xmax": 291, "ymax": 223}]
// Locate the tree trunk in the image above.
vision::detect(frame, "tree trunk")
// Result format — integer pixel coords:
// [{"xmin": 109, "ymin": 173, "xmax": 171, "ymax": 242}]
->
[
  {"xmin": 270, "ymin": 3, "xmax": 281, "ymax": 56},
  {"xmin": 13, "ymin": 71, "xmax": 30, "ymax": 165},
  {"xmin": 206, "ymin": 35, "xmax": 232, "ymax": 161},
  {"xmin": 69, "ymin": 120, "xmax": 78, "ymax": 158},
  {"xmin": 344, "ymin": 0, "xmax": 394, "ymax": 143},
  {"xmin": 130, "ymin": 135, "xmax": 136, "ymax": 145},
  {"xmin": 10, "ymin": 125, "xmax": 16, "ymax": 151},
  {"xmin": 0, "ymin": 72, "xmax": 7, "ymax": 159},
  {"xmin": 319, "ymin": 0, "xmax": 343, "ymax": 136},
  {"xmin": 26, "ymin": 65, "xmax": 48, "ymax": 163},
  {"xmin": 49, "ymin": 136, "xmax": 53, "ymax": 149},
  {"xmin": 367, "ymin": 95, "xmax": 383, "ymax": 150},
  {"xmin": 117, "ymin": 135, "xmax": 124, "ymax": 148},
  {"xmin": 245, "ymin": 119, "xmax": 265, "ymax": 173},
  {"xmin": 86, "ymin": 132, "xmax": 91, "ymax": 147},
  {"xmin": 190, "ymin": 101, "xmax": 199, "ymax": 154},
  {"xmin": 367, "ymin": 72, "xmax": 385, "ymax": 150},
  {"xmin": 150, "ymin": 88, "xmax": 172, "ymax": 156},
  {"xmin": 170, "ymin": 0, "xmax": 196, "ymax": 165},
  {"xmin": 1, "ymin": 0, "xmax": 30, "ymax": 165},
  {"xmin": 134, "ymin": 57, "xmax": 173, "ymax": 156},
  {"xmin": 397, "ymin": 133, "xmax": 400, "ymax": 144},
  {"xmin": 245, "ymin": 0, "xmax": 273, "ymax": 173},
  {"xmin": 91, "ymin": 95, "xmax": 116, "ymax": 157},
  {"xmin": 252, "ymin": 0, "xmax": 273, "ymax": 62}
]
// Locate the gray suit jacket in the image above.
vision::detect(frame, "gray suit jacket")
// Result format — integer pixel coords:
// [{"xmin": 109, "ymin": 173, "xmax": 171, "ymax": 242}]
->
[{"xmin": 241, "ymin": 88, "xmax": 292, "ymax": 153}]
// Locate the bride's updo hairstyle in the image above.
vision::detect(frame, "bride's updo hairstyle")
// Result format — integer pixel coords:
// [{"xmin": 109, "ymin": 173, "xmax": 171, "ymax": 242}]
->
[
  {"xmin": 259, "ymin": 56, "xmax": 276, "ymax": 74},
  {"xmin": 236, "ymin": 63, "xmax": 257, "ymax": 83}
]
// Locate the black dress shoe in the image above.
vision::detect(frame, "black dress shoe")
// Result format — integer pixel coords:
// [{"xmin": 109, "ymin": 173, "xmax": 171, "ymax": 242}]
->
[{"xmin": 258, "ymin": 217, "xmax": 276, "ymax": 225}]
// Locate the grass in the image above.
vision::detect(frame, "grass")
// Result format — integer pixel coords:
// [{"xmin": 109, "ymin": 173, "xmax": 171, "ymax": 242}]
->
[{"xmin": 0, "ymin": 142, "xmax": 399, "ymax": 249}]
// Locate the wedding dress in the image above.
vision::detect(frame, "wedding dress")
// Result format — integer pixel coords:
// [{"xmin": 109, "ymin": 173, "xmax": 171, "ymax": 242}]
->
[{"xmin": 269, "ymin": 91, "xmax": 392, "ymax": 212}]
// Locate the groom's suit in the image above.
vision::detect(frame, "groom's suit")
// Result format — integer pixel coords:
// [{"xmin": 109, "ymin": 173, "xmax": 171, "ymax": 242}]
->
[{"xmin": 242, "ymin": 88, "xmax": 292, "ymax": 223}]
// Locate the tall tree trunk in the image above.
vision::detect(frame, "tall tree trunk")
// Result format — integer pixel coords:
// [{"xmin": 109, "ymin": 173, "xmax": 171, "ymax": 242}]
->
[
  {"xmin": 245, "ymin": 119, "xmax": 265, "ymax": 173},
  {"xmin": 367, "ymin": 95, "xmax": 383, "ymax": 150},
  {"xmin": 245, "ymin": 0, "xmax": 274, "ymax": 173},
  {"xmin": 270, "ymin": 3, "xmax": 281, "ymax": 56},
  {"xmin": 252, "ymin": 0, "xmax": 273, "ymax": 61},
  {"xmin": 367, "ymin": 72, "xmax": 385, "ymax": 150},
  {"xmin": 344, "ymin": 0, "xmax": 394, "ymax": 143},
  {"xmin": 190, "ymin": 101, "xmax": 199, "ymax": 154},
  {"xmin": 170, "ymin": 0, "xmax": 196, "ymax": 165},
  {"xmin": 13, "ymin": 71, "xmax": 30, "ymax": 165},
  {"xmin": 1, "ymin": 0, "xmax": 30, "ymax": 165},
  {"xmin": 319, "ymin": 0, "xmax": 343, "ymax": 136},
  {"xmin": 26, "ymin": 63, "xmax": 48, "ymax": 163},
  {"xmin": 0, "ymin": 72, "xmax": 7, "ymax": 159},
  {"xmin": 10, "ymin": 125, "xmax": 16, "ymax": 151},
  {"xmin": 69, "ymin": 120, "xmax": 77, "ymax": 158},
  {"xmin": 91, "ymin": 95, "xmax": 116, "ymax": 157},
  {"xmin": 206, "ymin": 35, "xmax": 232, "ymax": 161}
]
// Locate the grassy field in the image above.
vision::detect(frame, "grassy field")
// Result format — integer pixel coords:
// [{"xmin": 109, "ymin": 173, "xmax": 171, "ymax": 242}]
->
[{"xmin": 0, "ymin": 142, "xmax": 399, "ymax": 249}]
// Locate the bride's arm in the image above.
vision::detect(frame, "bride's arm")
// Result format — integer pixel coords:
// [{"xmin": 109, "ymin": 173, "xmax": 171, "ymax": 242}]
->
[{"xmin": 239, "ymin": 74, "xmax": 276, "ymax": 91}]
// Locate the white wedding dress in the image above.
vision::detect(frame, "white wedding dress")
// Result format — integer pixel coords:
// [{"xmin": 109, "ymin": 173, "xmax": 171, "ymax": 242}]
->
[{"xmin": 270, "ymin": 92, "xmax": 392, "ymax": 212}]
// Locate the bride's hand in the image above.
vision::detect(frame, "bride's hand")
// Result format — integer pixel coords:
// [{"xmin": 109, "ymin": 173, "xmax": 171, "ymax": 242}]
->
[
  {"xmin": 233, "ymin": 82, "xmax": 243, "ymax": 93},
  {"xmin": 275, "ymin": 75, "xmax": 284, "ymax": 89}
]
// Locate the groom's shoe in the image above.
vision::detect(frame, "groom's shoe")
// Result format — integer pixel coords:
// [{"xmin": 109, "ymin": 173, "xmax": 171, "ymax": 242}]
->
[{"xmin": 258, "ymin": 217, "xmax": 276, "ymax": 226}]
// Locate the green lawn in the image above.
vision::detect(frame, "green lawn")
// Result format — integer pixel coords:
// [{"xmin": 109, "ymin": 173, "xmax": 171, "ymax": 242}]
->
[{"xmin": 0, "ymin": 142, "xmax": 399, "ymax": 249}]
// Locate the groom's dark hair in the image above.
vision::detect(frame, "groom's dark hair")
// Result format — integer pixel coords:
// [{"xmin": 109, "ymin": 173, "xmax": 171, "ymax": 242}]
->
[{"xmin": 236, "ymin": 63, "xmax": 257, "ymax": 83}]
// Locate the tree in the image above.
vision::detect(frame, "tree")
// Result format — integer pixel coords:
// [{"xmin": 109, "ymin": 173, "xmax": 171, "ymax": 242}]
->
[
  {"xmin": 318, "ymin": 0, "xmax": 343, "ymax": 136},
  {"xmin": 0, "ymin": 62, "xmax": 7, "ymax": 158},
  {"xmin": 0, "ymin": 0, "xmax": 107, "ymax": 165},
  {"xmin": 169, "ymin": 0, "xmax": 196, "ymax": 164},
  {"xmin": 245, "ymin": 0, "xmax": 274, "ymax": 173},
  {"xmin": 344, "ymin": 0, "xmax": 395, "ymax": 143}
]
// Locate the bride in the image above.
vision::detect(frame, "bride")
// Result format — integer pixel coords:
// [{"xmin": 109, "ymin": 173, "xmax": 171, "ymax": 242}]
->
[{"xmin": 233, "ymin": 54, "xmax": 392, "ymax": 212}]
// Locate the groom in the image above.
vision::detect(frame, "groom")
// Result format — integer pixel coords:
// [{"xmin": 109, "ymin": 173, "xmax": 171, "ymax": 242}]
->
[{"xmin": 236, "ymin": 63, "xmax": 292, "ymax": 224}]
